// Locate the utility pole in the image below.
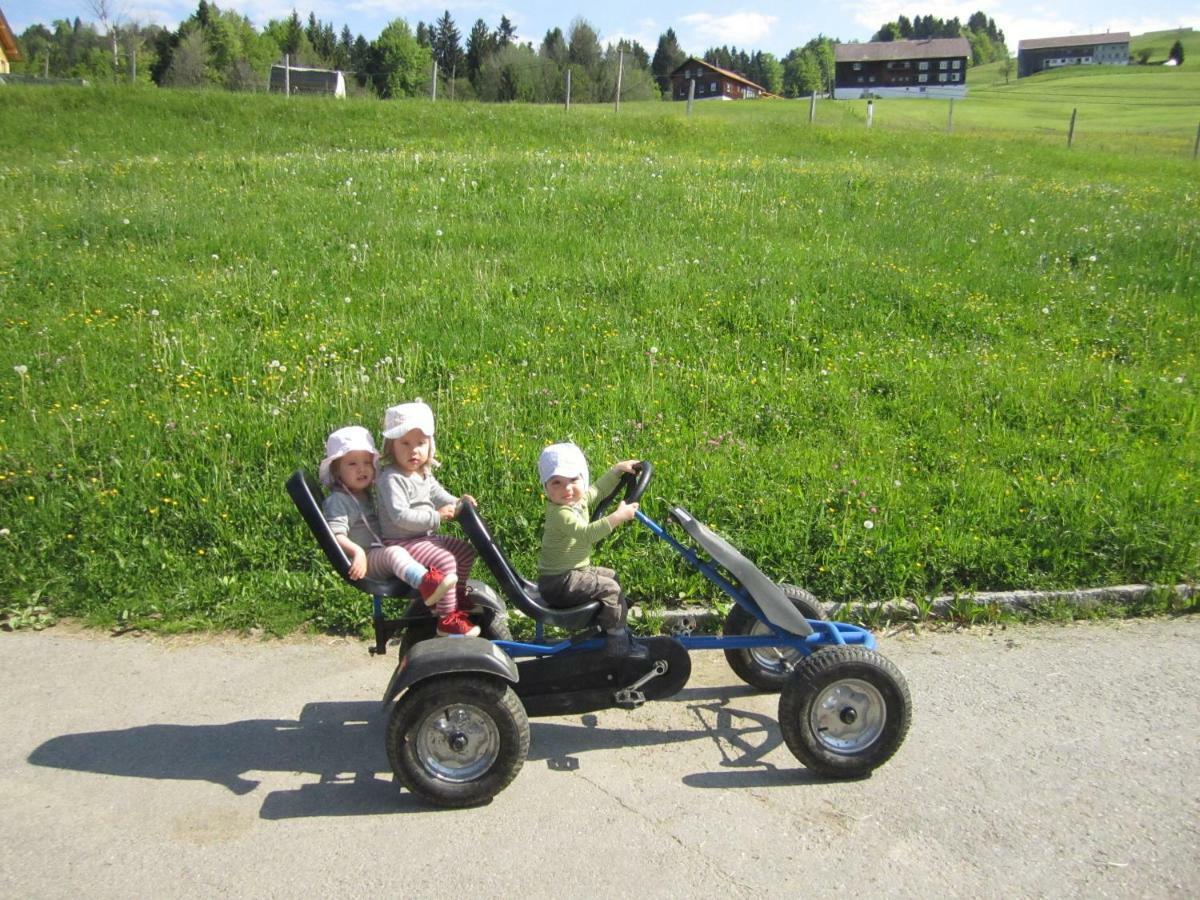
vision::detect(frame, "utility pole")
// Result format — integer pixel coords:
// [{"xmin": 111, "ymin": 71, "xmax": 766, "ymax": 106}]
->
[
  {"xmin": 565, "ymin": 68, "xmax": 571, "ymax": 110},
  {"xmin": 614, "ymin": 49, "xmax": 624, "ymax": 112}
]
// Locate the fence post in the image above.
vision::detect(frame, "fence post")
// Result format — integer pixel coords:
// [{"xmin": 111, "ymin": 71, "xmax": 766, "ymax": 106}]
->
[
  {"xmin": 284, "ymin": 54, "xmax": 291, "ymax": 96},
  {"xmin": 614, "ymin": 49, "xmax": 623, "ymax": 113},
  {"xmin": 1068, "ymin": 107, "xmax": 1077, "ymax": 148},
  {"xmin": 1194, "ymin": 122, "xmax": 1199, "ymax": 160},
  {"xmin": 687, "ymin": 79, "xmax": 695, "ymax": 115},
  {"xmin": 431, "ymin": 60, "xmax": 437, "ymax": 100},
  {"xmin": 947, "ymin": 98, "xmax": 954, "ymax": 133},
  {"xmin": 809, "ymin": 92, "xmax": 816, "ymax": 123},
  {"xmin": 866, "ymin": 99, "xmax": 874, "ymax": 128},
  {"xmin": 565, "ymin": 68, "xmax": 571, "ymax": 110}
]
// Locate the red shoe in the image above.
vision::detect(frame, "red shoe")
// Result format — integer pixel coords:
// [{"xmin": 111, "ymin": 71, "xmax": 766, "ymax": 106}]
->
[
  {"xmin": 418, "ymin": 568, "xmax": 457, "ymax": 608},
  {"xmin": 436, "ymin": 610, "xmax": 480, "ymax": 638}
]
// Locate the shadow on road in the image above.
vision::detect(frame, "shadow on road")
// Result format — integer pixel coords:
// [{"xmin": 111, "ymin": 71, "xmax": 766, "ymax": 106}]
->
[{"xmin": 28, "ymin": 692, "xmax": 815, "ymax": 817}]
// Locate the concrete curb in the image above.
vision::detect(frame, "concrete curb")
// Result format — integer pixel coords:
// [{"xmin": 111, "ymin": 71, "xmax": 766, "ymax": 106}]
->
[{"xmin": 636, "ymin": 583, "xmax": 1198, "ymax": 633}]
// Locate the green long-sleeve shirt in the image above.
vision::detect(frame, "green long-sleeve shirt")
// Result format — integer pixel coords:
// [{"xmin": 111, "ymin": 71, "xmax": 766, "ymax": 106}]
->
[{"xmin": 537, "ymin": 468, "xmax": 622, "ymax": 576}]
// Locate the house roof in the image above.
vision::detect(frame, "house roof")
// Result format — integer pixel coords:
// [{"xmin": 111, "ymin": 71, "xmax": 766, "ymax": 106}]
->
[
  {"xmin": 834, "ymin": 38, "xmax": 970, "ymax": 63},
  {"xmin": 1017, "ymin": 32, "xmax": 1131, "ymax": 51},
  {"xmin": 669, "ymin": 56, "xmax": 767, "ymax": 93},
  {"xmin": 0, "ymin": 7, "xmax": 22, "ymax": 61}
]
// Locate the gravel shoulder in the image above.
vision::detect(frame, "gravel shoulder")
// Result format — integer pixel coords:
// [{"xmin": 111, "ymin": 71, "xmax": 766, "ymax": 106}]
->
[{"xmin": 2, "ymin": 616, "xmax": 1197, "ymax": 898}]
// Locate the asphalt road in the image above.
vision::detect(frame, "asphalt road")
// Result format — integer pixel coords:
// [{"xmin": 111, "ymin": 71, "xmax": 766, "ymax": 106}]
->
[{"xmin": 2, "ymin": 616, "xmax": 1197, "ymax": 898}]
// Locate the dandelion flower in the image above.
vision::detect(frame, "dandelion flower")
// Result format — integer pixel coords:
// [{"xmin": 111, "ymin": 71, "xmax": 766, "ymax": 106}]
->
[
  {"xmin": 863, "ymin": 520, "xmax": 874, "ymax": 529},
  {"xmin": 13, "ymin": 365, "xmax": 28, "ymax": 377}
]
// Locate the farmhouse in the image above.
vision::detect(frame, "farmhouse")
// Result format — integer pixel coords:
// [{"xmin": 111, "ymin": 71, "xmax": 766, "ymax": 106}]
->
[
  {"xmin": 269, "ymin": 64, "xmax": 346, "ymax": 97},
  {"xmin": 1017, "ymin": 32, "xmax": 1130, "ymax": 78},
  {"xmin": 833, "ymin": 38, "xmax": 970, "ymax": 100},
  {"xmin": 669, "ymin": 57, "xmax": 769, "ymax": 101},
  {"xmin": 0, "ymin": 6, "xmax": 22, "ymax": 74}
]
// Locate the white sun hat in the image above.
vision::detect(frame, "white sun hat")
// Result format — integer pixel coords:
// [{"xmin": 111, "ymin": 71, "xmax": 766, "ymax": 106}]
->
[
  {"xmin": 319, "ymin": 425, "xmax": 380, "ymax": 486},
  {"xmin": 538, "ymin": 442, "xmax": 590, "ymax": 487},
  {"xmin": 381, "ymin": 401, "xmax": 436, "ymax": 440}
]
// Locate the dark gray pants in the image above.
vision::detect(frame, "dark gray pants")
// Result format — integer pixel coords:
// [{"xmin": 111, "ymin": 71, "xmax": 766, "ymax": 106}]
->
[{"xmin": 538, "ymin": 566, "xmax": 626, "ymax": 631}]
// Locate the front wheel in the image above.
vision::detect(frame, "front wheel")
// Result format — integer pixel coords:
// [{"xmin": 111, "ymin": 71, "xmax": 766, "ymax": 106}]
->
[
  {"xmin": 779, "ymin": 646, "xmax": 911, "ymax": 778},
  {"xmin": 387, "ymin": 675, "xmax": 530, "ymax": 807},
  {"xmin": 723, "ymin": 584, "xmax": 826, "ymax": 691}
]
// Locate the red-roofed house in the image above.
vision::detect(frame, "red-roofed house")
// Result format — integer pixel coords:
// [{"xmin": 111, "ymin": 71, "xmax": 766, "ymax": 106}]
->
[
  {"xmin": 668, "ymin": 57, "xmax": 769, "ymax": 101},
  {"xmin": 833, "ymin": 38, "xmax": 970, "ymax": 99},
  {"xmin": 0, "ymin": 7, "xmax": 22, "ymax": 74}
]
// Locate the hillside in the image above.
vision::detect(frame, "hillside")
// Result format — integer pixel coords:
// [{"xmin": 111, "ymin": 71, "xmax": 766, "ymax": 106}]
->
[{"xmin": 0, "ymin": 86, "xmax": 1196, "ymax": 633}]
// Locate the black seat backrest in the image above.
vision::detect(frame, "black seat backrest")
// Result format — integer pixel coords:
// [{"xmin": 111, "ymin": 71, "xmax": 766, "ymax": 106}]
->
[
  {"xmin": 456, "ymin": 502, "xmax": 600, "ymax": 630},
  {"xmin": 285, "ymin": 470, "xmax": 410, "ymax": 598}
]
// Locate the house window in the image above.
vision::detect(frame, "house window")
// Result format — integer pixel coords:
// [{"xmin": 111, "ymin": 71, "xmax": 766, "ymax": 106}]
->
[
  {"xmin": 918, "ymin": 73, "xmax": 928, "ymax": 83},
  {"xmin": 710, "ymin": 81, "xmax": 717, "ymax": 93},
  {"xmin": 938, "ymin": 73, "xmax": 947, "ymax": 82},
  {"xmin": 939, "ymin": 60, "xmax": 948, "ymax": 70},
  {"xmin": 918, "ymin": 61, "xmax": 929, "ymax": 70},
  {"xmin": 853, "ymin": 62, "xmax": 862, "ymax": 71},
  {"xmin": 951, "ymin": 73, "xmax": 960, "ymax": 82},
  {"xmin": 952, "ymin": 59, "xmax": 961, "ymax": 69}
]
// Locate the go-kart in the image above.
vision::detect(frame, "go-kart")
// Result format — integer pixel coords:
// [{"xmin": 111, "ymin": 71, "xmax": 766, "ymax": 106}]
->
[{"xmin": 286, "ymin": 462, "xmax": 911, "ymax": 807}]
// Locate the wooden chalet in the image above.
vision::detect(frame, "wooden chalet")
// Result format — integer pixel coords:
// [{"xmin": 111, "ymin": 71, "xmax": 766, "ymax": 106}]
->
[
  {"xmin": 0, "ymin": 6, "xmax": 22, "ymax": 74},
  {"xmin": 833, "ymin": 38, "xmax": 970, "ymax": 99},
  {"xmin": 1017, "ymin": 33, "xmax": 1130, "ymax": 78},
  {"xmin": 669, "ymin": 57, "xmax": 769, "ymax": 101}
]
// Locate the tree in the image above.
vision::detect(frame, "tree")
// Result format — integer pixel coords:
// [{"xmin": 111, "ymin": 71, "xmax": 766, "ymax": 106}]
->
[
  {"xmin": 495, "ymin": 16, "xmax": 516, "ymax": 48},
  {"xmin": 432, "ymin": 10, "xmax": 463, "ymax": 77},
  {"xmin": 567, "ymin": 18, "xmax": 601, "ymax": 71},
  {"xmin": 1169, "ymin": 39, "xmax": 1184, "ymax": 65},
  {"xmin": 651, "ymin": 28, "xmax": 686, "ymax": 90},
  {"xmin": 163, "ymin": 28, "xmax": 207, "ymax": 86},
  {"xmin": 1000, "ymin": 54, "xmax": 1014, "ymax": 84},
  {"xmin": 540, "ymin": 27, "xmax": 568, "ymax": 65},
  {"xmin": 465, "ymin": 19, "xmax": 495, "ymax": 82},
  {"xmin": 371, "ymin": 18, "xmax": 431, "ymax": 98}
]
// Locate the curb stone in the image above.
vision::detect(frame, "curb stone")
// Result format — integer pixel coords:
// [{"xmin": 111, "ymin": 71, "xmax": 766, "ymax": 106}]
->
[{"xmin": 636, "ymin": 583, "xmax": 1198, "ymax": 634}]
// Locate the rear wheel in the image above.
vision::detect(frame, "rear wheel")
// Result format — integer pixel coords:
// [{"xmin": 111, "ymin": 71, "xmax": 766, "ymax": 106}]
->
[
  {"xmin": 779, "ymin": 646, "xmax": 911, "ymax": 778},
  {"xmin": 387, "ymin": 674, "xmax": 529, "ymax": 807},
  {"xmin": 723, "ymin": 584, "xmax": 825, "ymax": 691}
]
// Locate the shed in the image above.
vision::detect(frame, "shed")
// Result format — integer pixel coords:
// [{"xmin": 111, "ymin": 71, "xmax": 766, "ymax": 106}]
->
[
  {"xmin": 269, "ymin": 64, "xmax": 346, "ymax": 97},
  {"xmin": 668, "ymin": 57, "xmax": 770, "ymax": 101}
]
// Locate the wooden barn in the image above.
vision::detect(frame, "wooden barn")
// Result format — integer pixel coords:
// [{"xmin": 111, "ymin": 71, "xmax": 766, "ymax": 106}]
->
[
  {"xmin": 833, "ymin": 38, "xmax": 970, "ymax": 99},
  {"xmin": 0, "ymin": 6, "xmax": 22, "ymax": 75},
  {"xmin": 669, "ymin": 57, "xmax": 769, "ymax": 101},
  {"xmin": 269, "ymin": 64, "xmax": 346, "ymax": 97},
  {"xmin": 1017, "ymin": 33, "xmax": 1130, "ymax": 78}
]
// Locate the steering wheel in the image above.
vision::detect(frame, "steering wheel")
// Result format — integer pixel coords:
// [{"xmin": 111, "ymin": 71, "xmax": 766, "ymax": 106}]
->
[{"xmin": 590, "ymin": 461, "xmax": 653, "ymax": 522}]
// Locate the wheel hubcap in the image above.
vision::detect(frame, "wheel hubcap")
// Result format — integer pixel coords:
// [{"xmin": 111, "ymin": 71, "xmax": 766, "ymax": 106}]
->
[
  {"xmin": 415, "ymin": 703, "xmax": 501, "ymax": 782},
  {"xmin": 749, "ymin": 620, "xmax": 800, "ymax": 674},
  {"xmin": 811, "ymin": 679, "xmax": 885, "ymax": 753}
]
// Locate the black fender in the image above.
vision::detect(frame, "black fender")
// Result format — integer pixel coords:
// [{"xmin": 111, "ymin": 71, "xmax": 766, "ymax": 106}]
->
[
  {"xmin": 381, "ymin": 636, "xmax": 518, "ymax": 706},
  {"xmin": 464, "ymin": 580, "xmax": 506, "ymax": 616}
]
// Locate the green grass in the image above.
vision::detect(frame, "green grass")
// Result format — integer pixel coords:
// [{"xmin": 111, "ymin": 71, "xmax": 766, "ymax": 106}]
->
[{"xmin": 0, "ymin": 84, "xmax": 1197, "ymax": 635}]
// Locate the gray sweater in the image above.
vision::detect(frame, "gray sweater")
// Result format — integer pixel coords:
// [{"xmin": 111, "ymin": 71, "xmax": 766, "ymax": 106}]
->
[
  {"xmin": 321, "ymin": 489, "xmax": 383, "ymax": 550},
  {"xmin": 376, "ymin": 464, "xmax": 458, "ymax": 540}
]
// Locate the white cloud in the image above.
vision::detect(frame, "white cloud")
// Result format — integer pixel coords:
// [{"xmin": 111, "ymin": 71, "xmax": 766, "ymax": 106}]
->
[{"xmin": 681, "ymin": 11, "xmax": 779, "ymax": 47}]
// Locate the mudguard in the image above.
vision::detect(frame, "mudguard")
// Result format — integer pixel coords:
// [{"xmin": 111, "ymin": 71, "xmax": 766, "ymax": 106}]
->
[{"xmin": 381, "ymin": 637, "xmax": 518, "ymax": 706}]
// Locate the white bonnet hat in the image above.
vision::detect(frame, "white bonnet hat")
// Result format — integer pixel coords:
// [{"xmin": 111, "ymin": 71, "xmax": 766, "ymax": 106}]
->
[
  {"xmin": 538, "ymin": 442, "xmax": 590, "ymax": 487},
  {"xmin": 320, "ymin": 425, "xmax": 380, "ymax": 487},
  {"xmin": 382, "ymin": 401, "xmax": 435, "ymax": 440}
]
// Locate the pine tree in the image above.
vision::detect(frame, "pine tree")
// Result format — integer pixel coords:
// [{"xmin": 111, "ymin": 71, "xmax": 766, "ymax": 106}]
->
[
  {"xmin": 651, "ymin": 28, "xmax": 686, "ymax": 90},
  {"xmin": 432, "ymin": 10, "xmax": 463, "ymax": 76}
]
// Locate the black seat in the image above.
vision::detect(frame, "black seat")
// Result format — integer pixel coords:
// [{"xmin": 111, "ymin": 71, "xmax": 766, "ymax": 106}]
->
[
  {"xmin": 285, "ymin": 470, "xmax": 413, "ymax": 598},
  {"xmin": 456, "ymin": 502, "xmax": 600, "ymax": 631}
]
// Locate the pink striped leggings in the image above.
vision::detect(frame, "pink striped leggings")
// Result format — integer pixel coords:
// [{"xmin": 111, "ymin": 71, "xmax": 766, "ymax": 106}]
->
[{"xmin": 379, "ymin": 535, "xmax": 475, "ymax": 608}]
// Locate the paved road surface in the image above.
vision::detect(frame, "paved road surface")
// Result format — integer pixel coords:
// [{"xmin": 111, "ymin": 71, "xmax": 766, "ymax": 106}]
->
[{"xmin": 2, "ymin": 617, "xmax": 1197, "ymax": 898}]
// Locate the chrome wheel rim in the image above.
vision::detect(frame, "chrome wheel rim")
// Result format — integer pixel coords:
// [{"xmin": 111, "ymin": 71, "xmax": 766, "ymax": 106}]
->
[
  {"xmin": 414, "ymin": 703, "xmax": 500, "ymax": 782},
  {"xmin": 810, "ymin": 678, "xmax": 886, "ymax": 753},
  {"xmin": 749, "ymin": 619, "xmax": 801, "ymax": 675}
]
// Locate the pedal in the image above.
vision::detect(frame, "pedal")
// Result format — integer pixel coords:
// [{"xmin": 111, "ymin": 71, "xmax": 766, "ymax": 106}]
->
[{"xmin": 612, "ymin": 660, "xmax": 668, "ymax": 709}]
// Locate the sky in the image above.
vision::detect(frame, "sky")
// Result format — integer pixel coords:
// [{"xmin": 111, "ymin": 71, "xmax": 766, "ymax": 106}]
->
[{"xmin": 4, "ymin": 0, "xmax": 1197, "ymax": 58}]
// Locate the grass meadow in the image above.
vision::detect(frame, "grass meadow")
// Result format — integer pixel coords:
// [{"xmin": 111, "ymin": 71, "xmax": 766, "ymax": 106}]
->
[{"xmin": 0, "ymin": 77, "xmax": 1197, "ymax": 634}]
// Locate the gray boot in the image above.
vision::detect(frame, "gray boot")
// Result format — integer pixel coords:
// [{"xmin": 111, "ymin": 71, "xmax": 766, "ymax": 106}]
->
[{"xmin": 604, "ymin": 629, "xmax": 648, "ymax": 660}]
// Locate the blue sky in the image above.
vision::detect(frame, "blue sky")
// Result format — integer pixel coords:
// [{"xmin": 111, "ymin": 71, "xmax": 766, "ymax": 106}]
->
[{"xmin": 4, "ymin": 0, "xmax": 1196, "ymax": 58}]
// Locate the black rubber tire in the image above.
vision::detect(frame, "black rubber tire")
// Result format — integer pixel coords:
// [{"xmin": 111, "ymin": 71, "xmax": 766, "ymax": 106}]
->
[
  {"xmin": 778, "ymin": 645, "xmax": 911, "ymax": 779},
  {"xmin": 387, "ymin": 674, "xmax": 530, "ymax": 808},
  {"xmin": 723, "ymin": 584, "xmax": 826, "ymax": 691}
]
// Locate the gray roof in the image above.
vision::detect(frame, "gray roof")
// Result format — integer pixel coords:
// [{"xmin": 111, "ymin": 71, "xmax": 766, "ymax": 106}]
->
[
  {"xmin": 835, "ymin": 38, "xmax": 971, "ymax": 62},
  {"xmin": 1018, "ymin": 32, "xmax": 1131, "ymax": 51}
]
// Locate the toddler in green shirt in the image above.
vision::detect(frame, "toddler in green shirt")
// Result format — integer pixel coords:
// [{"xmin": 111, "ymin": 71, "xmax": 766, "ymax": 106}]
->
[{"xmin": 536, "ymin": 442, "xmax": 646, "ymax": 659}]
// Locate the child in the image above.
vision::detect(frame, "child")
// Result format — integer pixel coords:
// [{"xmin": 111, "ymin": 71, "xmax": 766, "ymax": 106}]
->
[
  {"xmin": 318, "ymin": 425, "xmax": 457, "ymax": 613},
  {"xmin": 375, "ymin": 401, "xmax": 480, "ymax": 638},
  {"xmin": 536, "ymin": 442, "xmax": 646, "ymax": 659}
]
